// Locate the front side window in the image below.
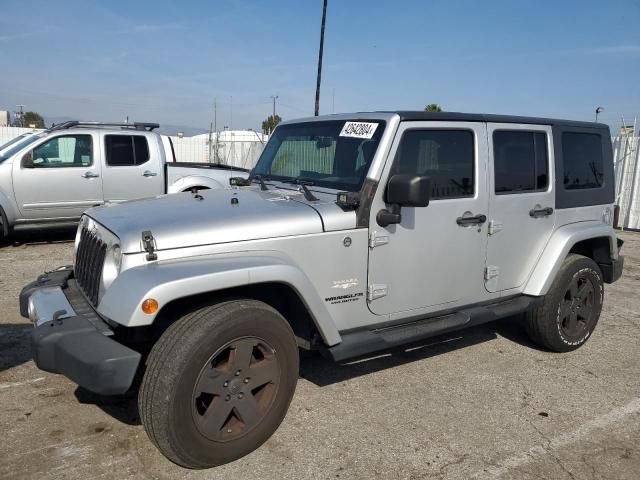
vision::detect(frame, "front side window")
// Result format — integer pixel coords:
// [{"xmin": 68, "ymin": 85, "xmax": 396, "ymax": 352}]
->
[
  {"xmin": 493, "ymin": 130, "xmax": 548, "ymax": 194},
  {"xmin": 253, "ymin": 120, "xmax": 386, "ymax": 191},
  {"xmin": 562, "ymin": 132, "xmax": 604, "ymax": 190},
  {"xmin": 25, "ymin": 134, "xmax": 92, "ymax": 168},
  {"xmin": 391, "ymin": 129, "xmax": 474, "ymax": 199},
  {"xmin": 105, "ymin": 135, "xmax": 150, "ymax": 166}
]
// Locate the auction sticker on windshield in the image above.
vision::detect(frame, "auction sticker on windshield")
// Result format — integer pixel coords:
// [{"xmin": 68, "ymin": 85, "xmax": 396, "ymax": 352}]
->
[{"xmin": 340, "ymin": 122, "xmax": 379, "ymax": 139}]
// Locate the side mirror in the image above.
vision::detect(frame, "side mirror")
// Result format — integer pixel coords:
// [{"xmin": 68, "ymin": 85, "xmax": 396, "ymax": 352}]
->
[
  {"xmin": 22, "ymin": 152, "xmax": 34, "ymax": 168},
  {"xmin": 377, "ymin": 174, "xmax": 431, "ymax": 227}
]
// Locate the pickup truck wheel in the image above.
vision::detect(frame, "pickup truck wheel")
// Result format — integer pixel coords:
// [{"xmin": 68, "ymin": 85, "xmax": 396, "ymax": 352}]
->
[
  {"xmin": 138, "ymin": 299, "xmax": 299, "ymax": 469},
  {"xmin": 0, "ymin": 207, "xmax": 8, "ymax": 242},
  {"xmin": 525, "ymin": 254, "xmax": 604, "ymax": 352}
]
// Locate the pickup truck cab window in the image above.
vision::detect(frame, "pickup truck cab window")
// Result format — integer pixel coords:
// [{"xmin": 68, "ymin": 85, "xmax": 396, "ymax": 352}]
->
[
  {"xmin": 24, "ymin": 134, "xmax": 92, "ymax": 168},
  {"xmin": 253, "ymin": 120, "xmax": 385, "ymax": 191},
  {"xmin": 391, "ymin": 129, "xmax": 474, "ymax": 199},
  {"xmin": 105, "ymin": 135, "xmax": 150, "ymax": 166},
  {"xmin": 493, "ymin": 130, "xmax": 548, "ymax": 194}
]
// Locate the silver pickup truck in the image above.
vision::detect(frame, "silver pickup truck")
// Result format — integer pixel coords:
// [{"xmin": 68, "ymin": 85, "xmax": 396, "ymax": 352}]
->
[{"xmin": 0, "ymin": 121, "xmax": 247, "ymax": 240}]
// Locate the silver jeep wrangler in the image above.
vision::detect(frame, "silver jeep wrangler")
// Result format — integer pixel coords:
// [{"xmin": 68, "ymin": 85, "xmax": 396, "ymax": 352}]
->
[{"xmin": 21, "ymin": 112, "xmax": 624, "ymax": 468}]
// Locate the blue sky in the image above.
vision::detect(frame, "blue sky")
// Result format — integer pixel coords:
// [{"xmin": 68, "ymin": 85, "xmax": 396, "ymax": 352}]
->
[{"xmin": 1, "ymin": 0, "xmax": 639, "ymax": 133}]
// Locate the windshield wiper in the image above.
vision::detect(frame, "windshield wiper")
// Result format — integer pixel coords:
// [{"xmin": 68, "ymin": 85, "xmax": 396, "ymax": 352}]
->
[
  {"xmin": 252, "ymin": 175, "xmax": 269, "ymax": 191},
  {"xmin": 282, "ymin": 178, "xmax": 319, "ymax": 201}
]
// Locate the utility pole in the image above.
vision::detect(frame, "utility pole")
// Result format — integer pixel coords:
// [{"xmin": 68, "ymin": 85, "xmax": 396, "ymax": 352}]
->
[
  {"xmin": 314, "ymin": 0, "xmax": 328, "ymax": 116},
  {"xmin": 16, "ymin": 104, "xmax": 24, "ymax": 127},
  {"xmin": 213, "ymin": 98, "xmax": 218, "ymax": 163},
  {"xmin": 270, "ymin": 95, "xmax": 279, "ymax": 134}
]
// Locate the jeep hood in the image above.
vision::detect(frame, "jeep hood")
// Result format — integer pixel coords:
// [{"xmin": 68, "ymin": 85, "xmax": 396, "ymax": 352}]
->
[{"xmin": 86, "ymin": 188, "xmax": 329, "ymax": 253}]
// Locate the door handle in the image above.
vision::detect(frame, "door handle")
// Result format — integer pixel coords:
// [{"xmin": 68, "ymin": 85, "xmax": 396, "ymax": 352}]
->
[
  {"xmin": 142, "ymin": 171, "xmax": 158, "ymax": 177},
  {"xmin": 529, "ymin": 206, "xmax": 554, "ymax": 218},
  {"xmin": 81, "ymin": 171, "xmax": 99, "ymax": 179},
  {"xmin": 456, "ymin": 214, "xmax": 487, "ymax": 226}
]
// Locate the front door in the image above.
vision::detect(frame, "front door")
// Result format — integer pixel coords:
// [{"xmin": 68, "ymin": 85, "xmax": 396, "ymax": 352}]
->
[
  {"xmin": 367, "ymin": 122, "xmax": 491, "ymax": 319},
  {"xmin": 12, "ymin": 133, "xmax": 103, "ymax": 219},
  {"xmin": 485, "ymin": 123, "xmax": 556, "ymax": 293}
]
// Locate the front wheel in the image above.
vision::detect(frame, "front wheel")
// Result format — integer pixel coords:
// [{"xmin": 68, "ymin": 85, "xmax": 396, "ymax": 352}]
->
[
  {"xmin": 525, "ymin": 254, "xmax": 604, "ymax": 352},
  {"xmin": 139, "ymin": 299, "xmax": 299, "ymax": 468}
]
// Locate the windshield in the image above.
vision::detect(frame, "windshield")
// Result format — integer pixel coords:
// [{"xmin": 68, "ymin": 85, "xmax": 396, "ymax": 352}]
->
[
  {"xmin": 0, "ymin": 133, "xmax": 29, "ymax": 152},
  {"xmin": 0, "ymin": 134, "xmax": 40, "ymax": 164},
  {"xmin": 253, "ymin": 120, "xmax": 386, "ymax": 191}
]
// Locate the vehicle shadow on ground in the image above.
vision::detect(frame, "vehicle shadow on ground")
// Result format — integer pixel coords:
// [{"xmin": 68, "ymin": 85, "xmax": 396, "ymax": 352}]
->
[
  {"xmin": 0, "ymin": 227, "xmax": 76, "ymax": 249},
  {"xmin": 300, "ymin": 316, "xmax": 544, "ymax": 387},
  {"xmin": 0, "ymin": 323, "xmax": 33, "ymax": 372},
  {"xmin": 77, "ymin": 316, "xmax": 542, "ymax": 427}
]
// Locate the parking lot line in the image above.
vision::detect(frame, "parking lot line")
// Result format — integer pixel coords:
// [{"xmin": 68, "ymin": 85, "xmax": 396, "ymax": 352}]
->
[{"xmin": 473, "ymin": 397, "xmax": 640, "ymax": 479}]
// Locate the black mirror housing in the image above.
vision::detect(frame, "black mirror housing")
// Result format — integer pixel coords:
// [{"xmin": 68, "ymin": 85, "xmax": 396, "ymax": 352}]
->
[
  {"xmin": 386, "ymin": 174, "xmax": 431, "ymax": 207},
  {"xmin": 22, "ymin": 152, "xmax": 34, "ymax": 168}
]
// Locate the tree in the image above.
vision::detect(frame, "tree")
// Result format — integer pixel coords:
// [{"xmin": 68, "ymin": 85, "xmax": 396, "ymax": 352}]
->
[
  {"xmin": 261, "ymin": 114, "xmax": 282, "ymax": 135},
  {"xmin": 424, "ymin": 104, "xmax": 443, "ymax": 112},
  {"xmin": 21, "ymin": 111, "xmax": 45, "ymax": 128}
]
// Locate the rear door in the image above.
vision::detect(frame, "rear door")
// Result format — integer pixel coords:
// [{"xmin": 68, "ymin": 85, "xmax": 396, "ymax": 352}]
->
[
  {"xmin": 485, "ymin": 123, "xmax": 556, "ymax": 293},
  {"xmin": 12, "ymin": 133, "xmax": 103, "ymax": 219},
  {"xmin": 100, "ymin": 133, "xmax": 163, "ymax": 202}
]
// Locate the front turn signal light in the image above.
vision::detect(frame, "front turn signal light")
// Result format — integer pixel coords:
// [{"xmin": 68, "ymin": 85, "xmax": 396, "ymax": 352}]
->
[{"xmin": 141, "ymin": 298, "xmax": 159, "ymax": 314}]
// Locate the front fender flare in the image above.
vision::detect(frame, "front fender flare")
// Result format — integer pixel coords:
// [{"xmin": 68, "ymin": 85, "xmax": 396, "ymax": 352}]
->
[
  {"xmin": 0, "ymin": 188, "xmax": 19, "ymax": 227},
  {"xmin": 97, "ymin": 252, "xmax": 342, "ymax": 346},
  {"xmin": 523, "ymin": 221, "xmax": 617, "ymax": 296}
]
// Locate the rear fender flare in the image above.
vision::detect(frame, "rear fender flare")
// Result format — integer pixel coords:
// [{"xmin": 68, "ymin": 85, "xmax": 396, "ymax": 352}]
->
[{"xmin": 523, "ymin": 221, "xmax": 617, "ymax": 296}]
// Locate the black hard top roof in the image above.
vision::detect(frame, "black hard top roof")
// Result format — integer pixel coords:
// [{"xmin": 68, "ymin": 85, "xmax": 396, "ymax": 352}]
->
[{"xmin": 389, "ymin": 111, "xmax": 607, "ymax": 129}]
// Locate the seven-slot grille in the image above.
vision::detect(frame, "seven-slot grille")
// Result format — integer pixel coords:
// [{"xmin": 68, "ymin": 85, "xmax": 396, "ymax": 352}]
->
[{"xmin": 75, "ymin": 226, "xmax": 107, "ymax": 306}]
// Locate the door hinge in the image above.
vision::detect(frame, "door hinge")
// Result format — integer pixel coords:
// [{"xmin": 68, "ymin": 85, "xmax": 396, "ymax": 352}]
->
[
  {"xmin": 488, "ymin": 220, "xmax": 503, "ymax": 236},
  {"xmin": 485, "ymin": 266, "xmax": 500, "ymax": 280},
  {"xmin": 367, "ymin": 284, "xmax": 388, "ymax": 301},
  {"xmin": 368, "ymin": 231, "xmax": 389, "ymax": 248}
]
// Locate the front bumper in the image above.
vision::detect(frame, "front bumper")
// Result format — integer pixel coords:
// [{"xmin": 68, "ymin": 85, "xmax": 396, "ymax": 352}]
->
[{"xmin": 20, "ymin": 268, "xmax": 141, "ymax": 395}]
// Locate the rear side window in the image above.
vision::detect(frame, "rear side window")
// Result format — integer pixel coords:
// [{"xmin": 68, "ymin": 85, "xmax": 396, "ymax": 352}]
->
[
  {"xmin": 392, "ymin": 129, "xmax": 475, "ymax": 199},
  {"xmin": 105, "ymin": 135, "xmax": 150, "ymax": 166},
  {"xmin": 493, "ymin": 131, "xmax": 548, "ymax": 194},
  {"xmin": 562, "ymin": 133, "xmax": 604, "ymax": 189}
]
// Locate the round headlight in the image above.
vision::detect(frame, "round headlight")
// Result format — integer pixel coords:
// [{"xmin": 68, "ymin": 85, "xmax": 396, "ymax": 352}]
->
[{"xmin": 101, "ymin": 244, "xmax": 122, "ymax": 291}]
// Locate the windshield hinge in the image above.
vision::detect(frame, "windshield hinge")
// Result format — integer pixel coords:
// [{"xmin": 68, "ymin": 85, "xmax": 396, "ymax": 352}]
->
[
  {"xmin": 142, "ymin": 230, "xmax": 157, "ymax": 261},
  {"xmin": 368, "ymin": 231, "xmax": 389, "ymax": 248}
]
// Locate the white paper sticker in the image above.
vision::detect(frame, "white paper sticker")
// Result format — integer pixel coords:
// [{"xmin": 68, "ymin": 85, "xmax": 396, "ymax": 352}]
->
[{"xmin": 339, "ymin": 122, "xmax": 379, "ymax": 139}]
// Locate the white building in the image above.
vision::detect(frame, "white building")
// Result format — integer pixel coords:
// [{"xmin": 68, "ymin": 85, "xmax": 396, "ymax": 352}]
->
[{"xmin": 0, "ymin": 111, "xmax": 9, "ymax": 127}]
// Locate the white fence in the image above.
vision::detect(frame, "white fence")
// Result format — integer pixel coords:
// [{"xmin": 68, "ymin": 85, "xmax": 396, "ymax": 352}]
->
[
  {"xmin": 169, "ymin": 130, "xmax": 267, "ymax": 170},
  {"xmin": 0, "ymin": 126, "xmax": 43, "ymax": 146},
  {"xmin": 614, "ymin": 136, "xmax": 640, "ymax": 230}
]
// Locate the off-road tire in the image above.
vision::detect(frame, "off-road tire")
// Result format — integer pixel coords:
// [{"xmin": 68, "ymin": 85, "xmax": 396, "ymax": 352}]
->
[
  {"xmin": 138, "ymin": 299, "xmax": 299, "ymax": 469},
  {"xmin": 525, "ymin": 254, "xmax": 604, "ymax": 352},
  {"xmin": 0, "ymin": 207, "xmax": 8, "ymax": 243}
]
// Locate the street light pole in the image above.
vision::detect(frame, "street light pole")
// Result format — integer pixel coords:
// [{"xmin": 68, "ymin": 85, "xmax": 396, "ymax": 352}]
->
[
  {"xmin": 595, "ymin": 106, "xmax": 604, "ymax": 122},
  {"xmin": 314, "ymin": 0, "xmax": 327, "ymax": 116}
]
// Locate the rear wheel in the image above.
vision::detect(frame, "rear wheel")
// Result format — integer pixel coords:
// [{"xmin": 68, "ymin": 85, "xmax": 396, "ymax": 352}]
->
[
  {"xmin": 0, "ymin": 207, "xmax": 8, "ymax": 243},
  {"xmin": 525, "ymin": 254, "xmax": 604, "ymax": 352},
  {"xmin": 139, "ymin": 299, "xmax": 299, "ymax": 469}
]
